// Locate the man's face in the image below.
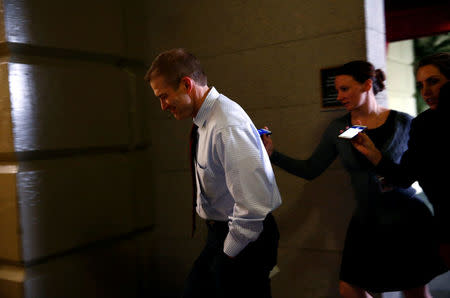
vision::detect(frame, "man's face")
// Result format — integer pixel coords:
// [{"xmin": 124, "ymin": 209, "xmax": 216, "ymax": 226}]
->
[{"xmin": 150, "ymin": 75, "xmax": 194, "ymax": 120}]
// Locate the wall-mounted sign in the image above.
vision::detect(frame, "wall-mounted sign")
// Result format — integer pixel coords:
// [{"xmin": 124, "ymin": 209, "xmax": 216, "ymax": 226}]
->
[{"xmin": 320, "ymin": 66, "xmax": 343, "ymax": 109}]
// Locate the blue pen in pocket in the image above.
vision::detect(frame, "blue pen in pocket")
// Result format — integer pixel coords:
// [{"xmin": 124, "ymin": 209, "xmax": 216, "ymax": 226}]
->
[{"xmin": 258, "ymin": 128, "xmax": 272, "ymax": 136}]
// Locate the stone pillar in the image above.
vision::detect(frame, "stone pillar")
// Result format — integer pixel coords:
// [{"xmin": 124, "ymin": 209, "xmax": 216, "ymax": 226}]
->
[
  {"xmin": 0, "ymin": 1, "xmax": 152, "ymax": 297},
  {"xmin": 364, "ymin": 0, "xmax": 388, "ymax": 107},
  {"xmin": 386, "ymin": 40, "xmax": 417, "ymax": 116}
]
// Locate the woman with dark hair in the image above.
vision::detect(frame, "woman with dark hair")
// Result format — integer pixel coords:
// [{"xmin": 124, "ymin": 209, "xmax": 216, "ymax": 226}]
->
[
  {"xmin": 352, "ymin": 53, "xmax": 450, "ymax": 270},
  {"xmin": 262, "ymin": 60, "xmax": 445, "ymax": 297}
]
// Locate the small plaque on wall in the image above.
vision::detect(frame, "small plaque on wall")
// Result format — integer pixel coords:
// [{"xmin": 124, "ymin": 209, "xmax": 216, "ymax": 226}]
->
[{"xmin": 320, "ymin": 66, "xmax": 343, "ymax": 109}]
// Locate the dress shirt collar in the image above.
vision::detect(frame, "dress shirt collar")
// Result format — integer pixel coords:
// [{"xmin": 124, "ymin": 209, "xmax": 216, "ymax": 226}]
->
[{"xmin": 193, "ymin": 87, "xmax": 219, "ymax": 128}]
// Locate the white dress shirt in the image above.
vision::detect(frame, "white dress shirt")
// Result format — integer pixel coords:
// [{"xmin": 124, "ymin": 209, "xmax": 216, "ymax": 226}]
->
[{"xmin": 193, "ymin": 87, "xmax": 282, "ymax": 257}]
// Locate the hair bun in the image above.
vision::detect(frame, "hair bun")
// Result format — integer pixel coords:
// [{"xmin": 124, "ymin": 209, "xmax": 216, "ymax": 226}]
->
[
  {"xmin": 375, "ymin": 69, "xmax": 386, "ymax": 82},
  {"xmin": 374, "ymin": 69, "xmax": 386, "ymax": 92}
]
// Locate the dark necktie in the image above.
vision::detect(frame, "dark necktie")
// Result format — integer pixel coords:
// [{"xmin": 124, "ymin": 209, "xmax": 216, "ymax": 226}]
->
[{"xmin": 189, "ymin": 124, "xmax": 199, "ymax": 237}]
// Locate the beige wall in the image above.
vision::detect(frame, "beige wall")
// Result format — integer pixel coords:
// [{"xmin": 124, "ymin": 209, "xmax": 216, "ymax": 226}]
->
[
  {"xmin": 145, "ymin": 0, "xmax": 386, "ymax": 297},
  {"xmin": 0, "ymin": 0, "xmax": 390, "ymax": 297},
  {"xmin": 0, "ymin": 0, "xmax": 152, "ymax": 297}
]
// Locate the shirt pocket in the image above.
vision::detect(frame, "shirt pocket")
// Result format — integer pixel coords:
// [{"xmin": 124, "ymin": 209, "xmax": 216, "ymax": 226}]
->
[
  {"xmin": 195, "ymin": 160, "xmax": 207, "ymax": 187},
  {"xmin": 195, "ymin": 160, "xmax": 215, "ymax": 195}
]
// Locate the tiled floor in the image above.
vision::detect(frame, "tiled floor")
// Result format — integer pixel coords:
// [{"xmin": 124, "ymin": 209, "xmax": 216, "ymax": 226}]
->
[{"xmin": 382, "ymin": 270, "xmax": 450, "ymax": 298}]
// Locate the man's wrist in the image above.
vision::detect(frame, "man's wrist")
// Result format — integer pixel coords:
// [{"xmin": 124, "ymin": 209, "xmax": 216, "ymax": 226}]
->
[{"xmin": 225, "ymin": 253, "xmax": 234, "ymax": 259}]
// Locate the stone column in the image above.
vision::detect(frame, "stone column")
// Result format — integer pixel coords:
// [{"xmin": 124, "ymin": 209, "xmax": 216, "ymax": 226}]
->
[{"xmin": 0, "ymin": 1, "xmax": 153, "ymax": 297}]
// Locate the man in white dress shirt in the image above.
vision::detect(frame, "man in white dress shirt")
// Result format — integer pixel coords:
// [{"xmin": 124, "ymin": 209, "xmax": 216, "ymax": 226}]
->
[{"xmin": 145, "ymin": 48, "xmax": 282, "ymax": 298}]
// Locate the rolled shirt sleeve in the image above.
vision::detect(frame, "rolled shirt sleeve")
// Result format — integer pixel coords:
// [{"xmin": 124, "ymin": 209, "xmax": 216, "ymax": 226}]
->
[{"xmin": 215, "ymin": 125, "xmax": 280, "ymax": 257}]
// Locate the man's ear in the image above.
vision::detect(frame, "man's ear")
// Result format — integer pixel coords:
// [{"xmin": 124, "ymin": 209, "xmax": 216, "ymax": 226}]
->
[{"xmin": 181, "ymin": 76, "xmax": 193, "ymax": 93}]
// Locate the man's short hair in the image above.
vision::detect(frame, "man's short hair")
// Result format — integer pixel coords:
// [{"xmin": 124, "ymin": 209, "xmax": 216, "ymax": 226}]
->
[{"xmin": 144, "ymin": 48, "xmax": 207, "ymax": 89}]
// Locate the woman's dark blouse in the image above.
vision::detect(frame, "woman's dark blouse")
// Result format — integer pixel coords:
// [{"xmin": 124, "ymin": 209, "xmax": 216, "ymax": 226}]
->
[
  {"xmin": 377, "ymin": 108, "xmax": 448, "ymax": 241},
  {"xmin": 271, "ymin": 110, "xmax": 416, "ymax": 219}
]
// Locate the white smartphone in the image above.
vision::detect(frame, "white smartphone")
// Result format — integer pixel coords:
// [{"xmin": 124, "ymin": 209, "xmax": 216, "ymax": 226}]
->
[{"xmin": 338, "ymin": 125, "xmax": 367, "ymax": 139}]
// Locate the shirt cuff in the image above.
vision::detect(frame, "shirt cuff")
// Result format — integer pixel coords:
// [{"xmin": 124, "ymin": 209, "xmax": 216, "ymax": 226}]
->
[
  {"xmin": 223, "ymin": 233, "xmax": 245, "ymax": 257},
  {"xmin": 223, "ymin": 220, "xmax": 264, "ymax": 257}
]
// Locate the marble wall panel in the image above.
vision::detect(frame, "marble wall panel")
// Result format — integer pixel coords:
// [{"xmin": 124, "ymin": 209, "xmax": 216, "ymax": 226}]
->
[
  {"xmin": 7, "ymin": 60, "xmax": 130, "ymax": 153},
  {"xmin": 17, "ymin": 154, "xmax": 134, "ymax": 262},
  {"xmin": 3, "ymin": 0, "xmax": 125, "ymax": 56},
  {"xmin": 0, "ymin": 165, "xmax": 20, "ymax": 261}
]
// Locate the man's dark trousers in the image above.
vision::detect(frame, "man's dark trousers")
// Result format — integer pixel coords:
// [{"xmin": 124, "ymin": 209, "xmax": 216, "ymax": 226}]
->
[{"xmin": 182, "ymin": 213, "xmax": 279, "ymax": 298}]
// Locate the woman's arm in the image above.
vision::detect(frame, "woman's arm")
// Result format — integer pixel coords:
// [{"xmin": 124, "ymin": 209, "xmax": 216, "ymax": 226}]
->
[{"xmin": 262, "ymin": 123, "xmax": 338, "ymax": 180}]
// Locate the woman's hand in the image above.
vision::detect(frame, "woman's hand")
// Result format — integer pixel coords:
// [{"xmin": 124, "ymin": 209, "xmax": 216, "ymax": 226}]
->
[
  {"xmin": 261, "ymin": 126, "xmax": 274, "ymax": 157},
  {"xmin": 351, "ymin": 132, "xmax": 382, "ymax": 165}
]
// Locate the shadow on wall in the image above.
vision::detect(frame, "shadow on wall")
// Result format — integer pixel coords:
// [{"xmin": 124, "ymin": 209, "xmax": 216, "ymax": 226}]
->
[
  {"xmin": 146, "ymin": 257, "xmax": 192, "ymax": 298},
  {"xmin": 141, "ymin": 227, "xmax": 207, "ymax": 298},
  {"xmin": 277, "ymin": 168, "xmax": 354, "ymax": 252},
  {"xmin": 271, "ymin": 168, "xmax": 355, "ymax": 297}
]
